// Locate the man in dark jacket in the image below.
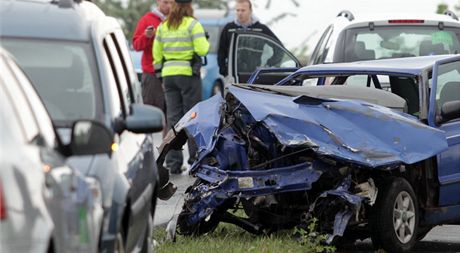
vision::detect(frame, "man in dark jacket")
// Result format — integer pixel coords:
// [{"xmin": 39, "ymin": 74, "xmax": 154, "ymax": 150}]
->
[{"xmin": 217, "ymin": 0, "xmax": 280, "ymax": 76}]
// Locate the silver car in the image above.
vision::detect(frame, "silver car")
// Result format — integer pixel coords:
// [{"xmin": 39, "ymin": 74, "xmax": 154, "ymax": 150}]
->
[{"xmin": 0, "ymin": 48, "xmax": 107, "ymax": 252}]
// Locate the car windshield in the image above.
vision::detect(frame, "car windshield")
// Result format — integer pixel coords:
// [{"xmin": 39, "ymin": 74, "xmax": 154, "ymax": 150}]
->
[
  {"xmin": 343, "ymin": 26, "xmax": 460, "ymax": 61},
  {"xmin": 203, "ymin": 25, "xmax": 220, "ymax": 54},
  {"xmin": 2, "ymin": 39, "xmax": 102, "ymax": 124}
]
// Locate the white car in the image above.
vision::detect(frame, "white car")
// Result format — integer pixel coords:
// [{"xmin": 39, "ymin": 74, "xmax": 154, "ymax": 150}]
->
[
  {"xmin": 0, "ymin": 47, "xmax": 104, "ymax": 253},
  {"xmin": 309, "ymin": 10, "xmax": 460, "ymax": 65}
]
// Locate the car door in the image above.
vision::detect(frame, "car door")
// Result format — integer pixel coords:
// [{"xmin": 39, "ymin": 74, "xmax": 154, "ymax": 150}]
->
[
  {"xmin": 228, "ymin": 30, "xmax": 301, "ymax": 84},
  {"xmin": 429, "ymin": 56, "xmax": 460, "ymax": 207},
  {"xmin": 103, "ymin": 32, "xmax": 153, "ymax": 251}
]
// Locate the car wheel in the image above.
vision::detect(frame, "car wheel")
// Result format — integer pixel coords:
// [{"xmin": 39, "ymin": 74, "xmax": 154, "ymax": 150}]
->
[
  {"xmin": 212, "ymin": 81, "xmax": 224, "ymax": 97},
  {"xmin": 370, "ymin": 177, "xmax": 419, "ymax": 253}
]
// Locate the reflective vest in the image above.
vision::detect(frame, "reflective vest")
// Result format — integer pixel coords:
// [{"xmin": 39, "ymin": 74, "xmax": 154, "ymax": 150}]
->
[{"xmin": 153, "ymin": 16, "xmax": 209, "ymax": 77}]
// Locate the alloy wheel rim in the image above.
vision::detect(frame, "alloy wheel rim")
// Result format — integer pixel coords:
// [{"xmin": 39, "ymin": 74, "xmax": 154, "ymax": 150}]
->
[{"xmin": 393, "ymin": 191, "xmax": 416, "ymax": 243}]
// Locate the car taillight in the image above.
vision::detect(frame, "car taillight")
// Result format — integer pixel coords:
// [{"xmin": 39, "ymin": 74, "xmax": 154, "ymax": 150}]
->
[
  {"xmin": 388, "ymin": 19, "xmax": 425, "ymax": 24},
  {"xmin": 0, "ymin": 179, "xmax": 6, "ymax": 220}
]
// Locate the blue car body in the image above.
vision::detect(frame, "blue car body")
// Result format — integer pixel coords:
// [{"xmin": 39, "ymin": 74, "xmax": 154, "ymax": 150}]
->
[{"xmin": 159, "ymin": 55, "xmax": 460, "ymax": 251}]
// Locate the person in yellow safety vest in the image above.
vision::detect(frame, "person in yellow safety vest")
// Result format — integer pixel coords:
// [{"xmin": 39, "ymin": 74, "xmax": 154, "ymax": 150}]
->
[{"xmin": 153, "ymin": 0, "xmax": 209, "ymax": 174}]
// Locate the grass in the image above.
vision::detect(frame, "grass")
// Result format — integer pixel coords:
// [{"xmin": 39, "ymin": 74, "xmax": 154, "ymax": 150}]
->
[{"xmin": 154, "ymin": 221, "xmax": 336, "ymax": 253}]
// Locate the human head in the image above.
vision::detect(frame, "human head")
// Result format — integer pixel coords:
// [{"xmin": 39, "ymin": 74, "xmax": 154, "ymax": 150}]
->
[
  {"xmin": 167, "ymin": 0, "xmax": 193, "ymax": 29},
  {"xmin": 157, "ymin": 0, "xmax": 174, "ymax": 16},
  {"xmin": 235, "ymin": 0, "xmax": 252, "ymax": 25}
]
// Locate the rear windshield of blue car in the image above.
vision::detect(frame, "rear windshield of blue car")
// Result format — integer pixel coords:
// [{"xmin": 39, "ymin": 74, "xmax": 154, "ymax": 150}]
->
[
  {"xmin": 342, "ymin": 26, "xmax": 460, "ymax": 62},
  {"xmin": 2, "ymin": 38, "xmax": 103, "ymax": 125}
]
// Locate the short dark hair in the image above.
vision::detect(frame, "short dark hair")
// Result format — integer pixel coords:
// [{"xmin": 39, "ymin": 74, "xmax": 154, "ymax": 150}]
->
[{"xmin": 236, "ymin": 0, "xmax": 252, "ymax": 10}]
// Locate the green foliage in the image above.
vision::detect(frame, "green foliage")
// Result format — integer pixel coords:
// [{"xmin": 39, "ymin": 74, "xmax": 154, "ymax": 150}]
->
[
  {"xmin": 294, "ymin": 218, "xmax": 336, "ymax": 253},
  {"xmin": 92, "ymin": 0, "xmax": 151, "ymax": 40},
  {"xmin": 195, "ymin": 0, "xmax": 227, "ymax": 9},
  {"xmin": 154, "ymin": 216, "xmax": 336, "ymax": 253},
  {"xmin": 437, "ymin": 3, "xmax": 449, "ymax": 14}
]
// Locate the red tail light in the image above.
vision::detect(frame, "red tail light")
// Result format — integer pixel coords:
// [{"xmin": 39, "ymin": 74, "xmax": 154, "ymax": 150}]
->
[
  {"xmin": 388, "ymin": 19, "xmax": 425, "ymax": 24},
  {"xmin": 0, "ymin": 179, "xmax": 6, "ymax": 220}
]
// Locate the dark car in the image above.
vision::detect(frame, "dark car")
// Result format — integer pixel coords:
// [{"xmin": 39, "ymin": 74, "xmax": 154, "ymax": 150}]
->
[
  {"xmin": 0, "ymin": 1, "xmax": 167, "ymax": 252},
  {"xmin": 159, "ymin": 55, "xmax": 460, "ymax": 253},
  {"xmin": 0, "ymin": 47, "xmax": 106, "ymax": 252}
]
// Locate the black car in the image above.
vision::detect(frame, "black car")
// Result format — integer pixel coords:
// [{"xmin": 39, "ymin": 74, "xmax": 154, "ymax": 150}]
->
[{"xmin": 0, "ymin": 1, "xmax": 166, "ymax": 252}]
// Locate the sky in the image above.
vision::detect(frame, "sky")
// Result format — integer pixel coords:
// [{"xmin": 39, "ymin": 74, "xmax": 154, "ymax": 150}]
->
[{"xmin": 246, "ymin": 0, "xmax": 460, "ymax": 53}]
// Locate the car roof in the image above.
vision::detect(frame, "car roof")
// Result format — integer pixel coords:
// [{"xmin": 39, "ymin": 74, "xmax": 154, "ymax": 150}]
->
[
  {"xmin": 335, "ymin": 12, "xmax": 460, "ymax": 31},
  {"xmin": 298, "ymin": 55, "xmax": 457, "ymax": 76},
  {"xmin": 0, "ymin": 0, "xmax": 104, "ymax": 41}
]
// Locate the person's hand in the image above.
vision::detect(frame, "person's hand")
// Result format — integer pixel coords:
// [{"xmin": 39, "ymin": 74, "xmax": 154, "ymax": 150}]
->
[{"xmin": 145, "ymin": 26, "xmax": 155, "ymax": 38}]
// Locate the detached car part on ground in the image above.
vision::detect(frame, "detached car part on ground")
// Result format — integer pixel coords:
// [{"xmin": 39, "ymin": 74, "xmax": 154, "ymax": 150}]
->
[{"xmin": 158, "ymin": 55, "xmax": 460, "ymax": 253}]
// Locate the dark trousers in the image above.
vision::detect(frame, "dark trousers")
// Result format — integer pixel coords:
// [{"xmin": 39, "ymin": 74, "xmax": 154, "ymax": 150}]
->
[
  {"xmin": 141, "ymin": 72, "xmax": 166, "ymax": 113},
  {"xmin": 163, "ymin": 75, "xmax": 202, "ymax": 172}
]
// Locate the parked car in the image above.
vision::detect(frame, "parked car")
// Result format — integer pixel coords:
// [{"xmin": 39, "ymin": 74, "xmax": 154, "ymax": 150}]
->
[
  {"xmin": 195, "ymin": 9, "xmax": 234, "ymax": 99},
  {"xmin": 0, "ymin": 47, "xmax": 104, "ymax": 253},
  {"xmin": 0, "ymin": 1, "xmax": 170, "ymax": 252},
  {"xmin": 158, "ymin": 55, "xmax": 460, "ymax": 252},
  {"xmin": 309, "ymin": 10, "xmax": 460, "ymax": 65}
]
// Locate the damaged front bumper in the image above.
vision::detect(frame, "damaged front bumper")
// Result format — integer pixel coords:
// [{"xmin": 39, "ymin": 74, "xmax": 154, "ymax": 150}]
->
[{"xmin": 157, "ymin": 85, "xmax": 448, "ymax": 241}]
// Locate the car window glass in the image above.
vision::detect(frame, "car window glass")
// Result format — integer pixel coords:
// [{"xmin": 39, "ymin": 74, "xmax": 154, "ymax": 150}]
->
[
  {"xmin": 310, "ymin": 25, "xmax": 332, "ymax": 64},
  {"xmin": 344, "ymin": 26, "xmax": 460, "ymax": 62},
  {"xmin": 104, "ymin": 35, "xmax": 131, "ymax": 115},
  {"xmin": 435, "ymin": 60, "xmax": 460, "ymax": 109},
  {"xmin": 7, "ymin": 58, "xmax": 57, "ymax": 147},
  {"xmin": 315, "ymin": 26, "xmax": 333, "ymax": 64},
  {"xmin": 236, "ymin": 35, "xmax": 297, "ymax": 74},
  {"xmin": 113, "ymin": 31, "xmax": 142, "ymax": 103},
  {"xmin": 102, "ymin": 38, "xmax": 123, "ymax": 117},
  {"xmin": 0, "ymin": 57, "xmax": 40, "ymax": 142},
  {"xmin": 2, "ymin": 39, "xmax": 102, "ymax": 123}
]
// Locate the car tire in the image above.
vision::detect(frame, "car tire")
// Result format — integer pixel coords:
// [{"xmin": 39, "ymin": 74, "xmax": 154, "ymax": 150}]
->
[
  {"xmin": 212, "ymin": 80, "xmax": 224, "ymax": 97},
  {"xmin": 370, "ymin": 177, "xmax": 419, "ymax": 253}
]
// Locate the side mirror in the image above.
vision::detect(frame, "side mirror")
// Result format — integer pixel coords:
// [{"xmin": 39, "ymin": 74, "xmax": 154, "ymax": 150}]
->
[
  {"xmin": 440, "ymin": 100, "xmax": 460, "ymax": 123},
  {"xmin": 70, "ymin": 120, "xmax": 113, "ymax": 156},
  {"xmin": 126, "ymin": 104, "xmax": 165, "ymax": 133}
]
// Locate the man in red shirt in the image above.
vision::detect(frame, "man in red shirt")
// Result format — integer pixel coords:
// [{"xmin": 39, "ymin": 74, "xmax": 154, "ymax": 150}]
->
[{"xmin": 132, "ymin": 0, "xmax": 173, "ymax": 121}]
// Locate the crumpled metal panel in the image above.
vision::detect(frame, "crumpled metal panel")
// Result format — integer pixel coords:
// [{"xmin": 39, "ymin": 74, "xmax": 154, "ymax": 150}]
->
[
  {"xmin": 229, "ymin": 86, "xmax": 448, "ymax": 168},
  {"xmin": 174, "ymin": 94, "xmax": 224, "ymax": 153}
]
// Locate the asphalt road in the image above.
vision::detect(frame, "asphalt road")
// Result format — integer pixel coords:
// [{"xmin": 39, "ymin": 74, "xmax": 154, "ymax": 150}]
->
[{"xmin": 152, "ymin": 133, "xmax": 460, "ymax": 252}]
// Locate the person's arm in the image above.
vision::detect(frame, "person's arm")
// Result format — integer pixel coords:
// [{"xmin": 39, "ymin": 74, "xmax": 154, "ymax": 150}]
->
[
  {"xmin": 217, "ymin": 24, "xmax": 230, "ymax": 76},
  {"xmin": 153, "ymin": 25, "xmax": 164, "ymax": 77},
  {"xmin": 191, "ymin": 21, "xmax": 210, "ymax": 57},
  {"xmin": 132, "ymin": 15, "xmax": 154, "ymax": 51}
]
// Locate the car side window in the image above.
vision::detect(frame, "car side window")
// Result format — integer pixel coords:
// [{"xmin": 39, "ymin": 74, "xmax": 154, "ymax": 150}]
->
[
  {"xmin": 312, "ymin": 25, "xmax": 332, "ymax": 65},
  {"xmin": 103, "ymin": 35, "xmax": 130, "ymax": 116},
  {"xmin": 435, "ymin": 61, "xmax": 460, "ymax": 111},
  {"xmin": 113, "ymin": 30, "xmax": 142, "ymax": 103},
  {"xmin": 7, "ymin": 57, "xmax": 57, "ymax": 147},
  {"xmin": 0, "ymin": 56, "xmax": 40, "ymax": 143},
  {"xmin": 236, "ymin": 34, "xmax": 297, "ymax": 74}
]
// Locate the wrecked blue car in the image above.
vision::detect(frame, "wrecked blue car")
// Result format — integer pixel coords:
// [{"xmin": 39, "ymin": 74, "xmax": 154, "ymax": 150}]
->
[{"xmin": 157, "ymin": 55, "xmax": 460, "ymax": 253}]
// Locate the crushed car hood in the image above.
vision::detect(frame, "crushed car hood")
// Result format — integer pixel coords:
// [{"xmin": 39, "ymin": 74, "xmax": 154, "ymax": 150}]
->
[{"xmin": 174, "ymin": 85, "xmax": 448, "ymax": 168}]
